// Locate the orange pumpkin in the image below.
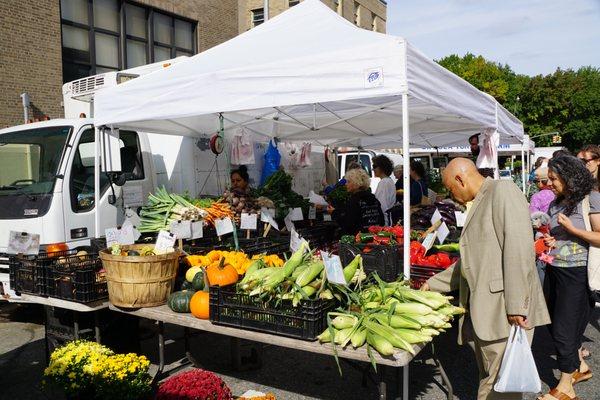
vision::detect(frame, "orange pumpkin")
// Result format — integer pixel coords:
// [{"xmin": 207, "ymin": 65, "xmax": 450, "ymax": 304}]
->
[
  {"xmin": 46, "ymin": 242, "xmax": 69, "ymax": 257},
  {"xmin": 190, "ymin": 291, "xmax": 210, "ymax": 319},
  {"xmin": 206, "ymin": 258, "xmax": 238, "ymax": 287}
]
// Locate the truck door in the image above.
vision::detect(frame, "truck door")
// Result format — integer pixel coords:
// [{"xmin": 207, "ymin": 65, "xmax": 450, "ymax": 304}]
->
[{"xmin": 62, "ymin": 128, "xmax": 149, "ymax": 245}]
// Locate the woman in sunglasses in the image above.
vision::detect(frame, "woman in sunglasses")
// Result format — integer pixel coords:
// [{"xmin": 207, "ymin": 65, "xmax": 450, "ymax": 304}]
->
[
  {"xmin": 577, "ymin": 144, "xmax": 599, "ymax": 191},
  {"xmin": 530, "ymin": 167, "xmax": 555, "ymax": 214}
]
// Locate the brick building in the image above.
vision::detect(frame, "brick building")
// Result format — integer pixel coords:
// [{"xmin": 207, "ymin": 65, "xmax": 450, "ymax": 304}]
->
[
  {"xmin": 239, "ymin": 0, "xmax": 387, "ymax": 33},
  {"xmin": 0, "ymin": 0, "xmax": 386, "ymax": 128}
]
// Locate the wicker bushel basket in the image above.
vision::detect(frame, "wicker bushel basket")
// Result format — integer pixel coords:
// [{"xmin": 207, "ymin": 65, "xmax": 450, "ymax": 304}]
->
[{"xmin": 99, "ymin": 244, "xmax": 181, "ymax": 308}]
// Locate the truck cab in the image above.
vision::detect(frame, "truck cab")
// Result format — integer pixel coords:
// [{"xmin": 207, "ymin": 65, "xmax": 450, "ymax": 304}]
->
[{"xmin": 0, "ymin": 119, "xmax": 156, "ymax": 299}]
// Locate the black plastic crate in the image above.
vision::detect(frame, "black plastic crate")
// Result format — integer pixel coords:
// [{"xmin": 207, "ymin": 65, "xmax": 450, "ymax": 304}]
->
[
  {"xmin": 296, "ymin": 222, "xmax": 340, "ymax": 249},
  {"xmin": 339, "ymin": 242, "xmax": 403, "ymax": 282},
  {"xmin": 9, "ymin": 252, "xmax": 51, "ymax": 296},
  {"xmin": 227, "ymin": 236, "xmax": 290, "ymax": 257},
  {"xmin": 45, "ymin": 251, "xmax": 108, "ymax": 304},
  {"xmin": 410, "ymin": 265, "xmax": 446, "ymax": 289},
  {"xmin": 209, "ymin": 285, "xmax": 335, "ymax": 341}
]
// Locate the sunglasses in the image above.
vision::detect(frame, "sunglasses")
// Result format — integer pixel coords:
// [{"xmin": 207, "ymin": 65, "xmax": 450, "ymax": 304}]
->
[
  {"xmin": 579, "ymin": 157, "xmax": 598, "ymax": 164},
  {"xmin": 533, "ymin": 179, "xmax": 548, "ymax": 184}
]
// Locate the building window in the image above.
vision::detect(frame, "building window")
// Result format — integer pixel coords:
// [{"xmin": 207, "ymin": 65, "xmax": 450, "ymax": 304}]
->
[
  {"xmin": 354, "ymin": 1, "xmax": 360, "ymax": 25},
  {"xmin": 336, "ymin": 0, "xmax": 343, "ymax": 14},
  {"xmin": 289, "ymin": 0, "xmax": 300, "ymax": 6},
  {"xmin": 371, "ymin": 12, "xmax": 376, "ymax": 31},
  {"xmin": 251, "ymin": 8, "xmax": 265, "ymax": 27},
  {"xmin": 60, "ymin": 0, "xmax": 196, "ymax": 82}
]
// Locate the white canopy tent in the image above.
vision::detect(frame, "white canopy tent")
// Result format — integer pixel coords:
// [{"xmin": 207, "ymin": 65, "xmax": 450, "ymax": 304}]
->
[{"xmin": 93, "ymin": 2, "xmax": 524, "ymax": 395}]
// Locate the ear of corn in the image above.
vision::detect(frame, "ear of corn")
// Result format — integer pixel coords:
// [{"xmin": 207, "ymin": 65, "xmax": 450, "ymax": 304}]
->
[
  {"xmin": 334, "ymin": 327, "xmax": 355, "ymax": 345},
  {"xmin": 332, "ymin": 315, "xmax": 358, "ymax": 330},
  {"xmin": 295, "ymin": 261, "xmax": 324, "ymax": 287},
  {"xmin": 393, "ymin": 328, "xmax": 433, "ymax": 344},
  {"xmin": 372, "ymin": 313, "xmax": 421, "ymax": 330},
  {"xmin": 350, "ymin": 327, "xmax": 367, "ymax": 348},
  {"xmin": 291, "ymin": 264, "xmax": 309, "ymax": 280},
  {"xmin": 366, "ymin": 332, "xmax": 395, "ymax": 356}
]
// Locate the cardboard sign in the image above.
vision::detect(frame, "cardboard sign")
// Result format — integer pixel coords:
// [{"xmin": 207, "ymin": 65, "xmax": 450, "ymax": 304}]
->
[
  {"xmin": 191, "ymin": 221, "xmax": 204, "ymax": 239},
  {"xmin": 455, "ymin": 211, "xmax": 467, "ymax": 227},
  {"xmin": 431, "ymin": 209, "xmax": 442, "ymax": 225},
  {"xmin": 155, "ymin": 230, "xmax": 176, "ymax": 254},
  {"xmin": 321, "ymin": 251, "xmax": 347, "ymax": 285},
  {"xmin": 308, "ymin": 190, "xmax": 329, "ymax": 206},
  {"xmin": 437, "ymin": 221, "xmax": 450, "ymax": 244},
  {"xmin": 308, "ymin": 206, "xmax": 317, "ymax": 220},
  {"xmin": 422, "ymin": 232, "xmax": 437, "ymax": 252},
  {"xmin": 215, "ymin": 217, "xmax": 234, "ymax": 236},
  {"xmin": 7, "ymin": 231, "xmax": 40, "ymax": 255},
  {"xmin": 240, "ymin": 213, "xmax": 258, "ymax": 230},
  {"xmin": 289, "ymin": 207, "xmax": 304, "ymax": 221},
  {"xmin": 122, "ymin": 185, "xmax": 144, "ymax": 207},
  {"xmin": 170, "ymin": 220, "xmax": 192, "ymax": 240}
]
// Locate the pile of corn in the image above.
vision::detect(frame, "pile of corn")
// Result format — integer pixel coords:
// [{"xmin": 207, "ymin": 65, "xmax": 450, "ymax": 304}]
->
[
  {"xmin": 186, "ymin": 251, "xmax": 284, "ymax": 275},
  {"xmin": 318, "ymin": 278, "xmax": 465, "ymax": 357},
  {"xmin": 237, "ymin": 244, "xmax": 365, "ymax": 306}
]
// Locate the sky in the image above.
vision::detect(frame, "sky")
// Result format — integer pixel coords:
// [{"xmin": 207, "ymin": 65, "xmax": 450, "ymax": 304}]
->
[{"xmin": 387, "ymin": 0, "xmax": 600, "ymax": 76}]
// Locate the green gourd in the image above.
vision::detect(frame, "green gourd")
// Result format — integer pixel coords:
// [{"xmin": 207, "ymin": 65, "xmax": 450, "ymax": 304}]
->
[
  {"xmin": 180, "ymin": 280, "xmax": 195, "ymax": 291},
  {"xmin": 192, "ymin": 271, "xmax": 205, "ymax": 291},
  {"xmin": 167, "ymin": 290, "xmax": 195, "ymax": 313}
]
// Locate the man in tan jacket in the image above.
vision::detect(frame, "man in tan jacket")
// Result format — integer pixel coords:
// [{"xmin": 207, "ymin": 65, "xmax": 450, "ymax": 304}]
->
[{"xmin": 422, "ymin": 158, "xmax": 550, "ymax": 400}]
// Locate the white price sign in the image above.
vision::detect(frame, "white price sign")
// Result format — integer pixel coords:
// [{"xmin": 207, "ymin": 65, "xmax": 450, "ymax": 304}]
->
[
  {"xmin": 154, "ymin": 230, "xmax": 176, "ymax": 254},
  {"xmin": 191, "ymin": 221, "xmax": 204, "ymax": 239},
  {"xmin": 124, "ymin": 207, "xmax": 141, "ymax": 228},
  {"xmin": 454, "ymin": 211, "xmax": 467, "ymax": 227},
  {"xmin": 431, "ymin": 209, "xmax": 442, "ymax": 225},
  {"xmin": 308, "ymin": 206, "xmax": 317, "ymax": 220},
  {"xmin": 215, "ymin": 217, "xmax": 234, "ymax": 236},
  {"xmin": 284, "ymin": 213, "xmax": 295, "ymax": 232},
  {"xmin": 323, "ymin": 214, "xmax": 332, "ymax": 222},
  {"xmin": 260, "ymin": 208, "xmax": 279, "ymax": 230},
  {"xmin": 289, "ymin": 207, "xmax": 304, "ymax": 221},
  {"xmin": 7, "ymin": 231, "xmax": 40, "ymax": 255},
  {"xmin": 105, "ymin": 222, "xmax": 135, "ymax": 247},
  {"xmin": 321, "ymin": 251, "xmax": 346, "ymax": 285},
  {"xmin": 240, "ymin": 213, "xmax": 258, "ymax": 230},
  {"xmin": 170, "ymin": 220, "xmax": 192, "ymax": 240},
  {"xmin": 437, "ymin": 221, "xmax": 450, "ymax": 244},
  {"xmin": 290, "ymin": 228, "xmax": 309, "ymax": 252},
  {"xmin": 422, "ymin": 232, "xmax": 437, "ymax": 252}
]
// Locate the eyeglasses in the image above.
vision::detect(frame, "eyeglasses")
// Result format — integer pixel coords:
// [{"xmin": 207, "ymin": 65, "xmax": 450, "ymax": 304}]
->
[
  {"xmin": 533, "ymin": 179, "xmax": 548, "ymax": 184},
  {"xmin": 579, "ymin": 157, "xmax": 598, "ymax": 164}
]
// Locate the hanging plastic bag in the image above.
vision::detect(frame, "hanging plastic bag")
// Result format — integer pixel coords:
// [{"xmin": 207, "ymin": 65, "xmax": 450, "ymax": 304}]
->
[
  {"xmin": 494, "ymin": 325, "xmax": 541, "ymax": 393},
  {"xmin": 299, "ymin": 142, "xmax": 312, "ymax": 167},
  {"xmin": 282, "ymin": 142, "xmax": 300, "ymax": 170},
  {"xmin": 260, "ymin": 140, "xmax": 281, "ymax": 185},
  {"xmin": 230, "ymin": 129, "xmax": 255, "ymax": 165}
]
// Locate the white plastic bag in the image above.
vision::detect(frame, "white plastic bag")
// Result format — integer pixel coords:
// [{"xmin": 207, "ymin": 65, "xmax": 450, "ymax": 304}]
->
[
  {"xmin": 230, "ymin": 129, "xmax": 255, "ymax": 165},
  {"xmin": 494, "ymin": 325, "xmax": 541, "ymax": 393}
]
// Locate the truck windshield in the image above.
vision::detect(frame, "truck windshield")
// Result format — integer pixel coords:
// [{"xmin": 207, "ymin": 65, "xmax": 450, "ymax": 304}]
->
[{"xmin": 0, "ymin": 126, "xmax": 72, "ymax": 196}]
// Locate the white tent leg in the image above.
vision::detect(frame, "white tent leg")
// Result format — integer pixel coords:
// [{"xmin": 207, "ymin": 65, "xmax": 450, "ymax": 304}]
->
[
  {"xmin": 94, "ymin": 127, "xmax": 101, "ymax": 238},
  {"xmin": 401, "ymin": 93, "xmax": 410, "ymax": 400}
]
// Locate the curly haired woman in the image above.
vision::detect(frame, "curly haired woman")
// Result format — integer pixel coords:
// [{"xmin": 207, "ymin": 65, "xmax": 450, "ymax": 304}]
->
[{"xmin": 539, "ymin": 155, "xmax": 600, "ymax": 400}]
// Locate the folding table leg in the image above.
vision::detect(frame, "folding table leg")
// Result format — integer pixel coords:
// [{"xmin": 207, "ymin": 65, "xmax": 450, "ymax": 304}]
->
[
  {"xmin": 73, "ymin": 311, "xmax": 79, "ymax": 340},
  {"xmin": 377, "ymin": 366, "xmax": 387, "ymax": 400},
  {"xmin": 94, "ymin": 311, "xmax": 101, "ymax": 343},
  {"xmin": 152, "ymin": 320, "xmax": 166, "ymax": 385},
  {"xmin": 430, "ymin": 342, "xmax": 453, "ymax": 400},
  {"xmin": 184, "ymin": 327, "xmax": 202, "ymax": 368}
]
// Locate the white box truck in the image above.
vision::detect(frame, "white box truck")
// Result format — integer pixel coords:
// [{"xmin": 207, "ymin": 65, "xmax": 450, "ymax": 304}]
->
[{"xmin": 0, "ymin": 59, "xmax": 325, "ymax": 300}]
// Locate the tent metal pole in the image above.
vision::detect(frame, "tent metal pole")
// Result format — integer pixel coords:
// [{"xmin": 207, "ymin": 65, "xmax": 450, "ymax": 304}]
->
[
  {"xmin": 94, "ymin": 126, "xmax": 101, "ymax": 238},
  {"xmin": 401, "ymin": 93, "xmax": 410, "ymax": 400},
  {"xmin": 521, "ymin": 144, "xmax": 526, "ymax": 193}
]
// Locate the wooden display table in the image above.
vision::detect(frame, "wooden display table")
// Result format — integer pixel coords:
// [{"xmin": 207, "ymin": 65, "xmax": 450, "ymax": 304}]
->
[{"xmin": 109, "ymin": 304, "xmax": 453, "ymax": 400}]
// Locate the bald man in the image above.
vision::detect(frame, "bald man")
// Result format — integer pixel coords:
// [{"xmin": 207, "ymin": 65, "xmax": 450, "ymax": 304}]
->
[{"xmin": 422, "ymin": 158, "xmax": 550, "ymax": 400}]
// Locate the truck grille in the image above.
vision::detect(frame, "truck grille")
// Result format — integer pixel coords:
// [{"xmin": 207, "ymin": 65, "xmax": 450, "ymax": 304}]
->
[{"xmin": 71, "ymin": 76, "xmax": 106, "ymax": 95}]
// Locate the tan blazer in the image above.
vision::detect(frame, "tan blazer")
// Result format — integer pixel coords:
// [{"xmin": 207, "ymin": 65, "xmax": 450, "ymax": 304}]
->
[{"xmin": 427, "ymin": 179, "xmax": 550, "ymax": 343}]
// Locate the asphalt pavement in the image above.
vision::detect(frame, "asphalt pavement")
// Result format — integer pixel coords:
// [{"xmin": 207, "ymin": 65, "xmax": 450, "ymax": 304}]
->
[{"xmin": 1, "ymin": 302, "xmax": 598, "ymax": 400}]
